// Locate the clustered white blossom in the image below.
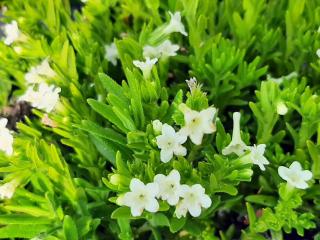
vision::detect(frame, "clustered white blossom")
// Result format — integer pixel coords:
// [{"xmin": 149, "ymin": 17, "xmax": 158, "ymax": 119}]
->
[
  {"xmin": 133, "ymin": 12, "xmax": 186, "ymax": 78},
  {"xmin": 120, "ymin": 170, "xmax": 211, "ymax": 218},
  {"xmin": 19, "ymin": 82, "xmax": 61, "ymax": 113},
  {"xmin": 18, "ymin": 58, "xmax": 61, "ymax": 113},
  {"xmin": 0, "ymin": 118, "xmax": 14, "ymax": 156},
  {"xmin": 222, "ymin": 112, "xmax": 270, "ymax": 171}
]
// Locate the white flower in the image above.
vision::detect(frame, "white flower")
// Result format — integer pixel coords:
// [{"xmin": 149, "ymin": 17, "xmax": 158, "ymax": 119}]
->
[
  {"xmin": 179, "ymin": 104, "xmax": 217, "ymax": 145},
  {"xmin": 3, "ymin": 20, "xmax": 21, "ymax": 45},
  {"xmin": 185, "ymin": 77, "xmax": 202, "ymax": 94},
  {"xmin": 122, "ymin": 178, "xmax": 159, "ymax": 217},
  {"xmin": 19, "ymin": 83, "xmax": 61, "ymax": 113},
  {"xmin": 154, "ymin": 170, "xmax": 181, "ymax": 205},
  {"xmin": 175, "ymin": 184, "xmax": 211, "ymax": 218},
  {"xmin": 316, "ymin": 49, "xmax": 320, "ymax": 58},
  {"xmin": 276, "ymin": 101, "xmax": 288, "ymax": 115},
  {"xmin": 222, "ymin": 112, "xmax": 248, "ymax": 156},
  {"xmin": 0, "ymin": 180, "xmax": 18, "ymax": 199},
  {"xmin": 156, "ymin": 124, "xmax": 187, "ymax": 163},
  {"xmin": 0, "ymin": 118, "xmax": 14, "ymax": 156},
  {"xmin": 152, "ymin": 120, "xmax": 163, "ymax": 133},
  {"xmin": 278, "ymin": 161, "xmax": 313, "ymax": 189},
  {"xmin": 247, "ymin": 144, "xmax": 269, "ymax": 171},
  {"xmin": 164, "ymin": 12, "xmax": 188, "ymax": 36},
  {"xmin": 25, "ymin": 59, "xmax": 56, "ymax": 84},
  {"xmin": 133, "ymin": 57, "xmax": 158, "ymax": 79},
  {"xmin": 143, "ymin": 40, "xmax": 179, "ymax": 59},
  {"xmin": 105, "ymin": 43, "xmax": 119, "ymax": 66}
]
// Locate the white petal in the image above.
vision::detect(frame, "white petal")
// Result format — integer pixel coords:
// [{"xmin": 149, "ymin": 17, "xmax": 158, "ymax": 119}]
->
[
  {"xmin": 145, "ymin": 198, "xmax": 159, "ymax": 213},
  {"xmin": 278, "ymin": 166, "xmax": 289, "ymax": 181},
  {"xmin": 167, "ymin": 195, "xmax": 180, "ymax": 206},
  {"xmin": 176, "ymin": 130, "xmax": 188, "ymax": 144},
  {"xmin": 301, "ymin": 170, "xmax": 313, "ymax": 181},
  {"xmin": 188, "ymin": 204, "xmax": 202, "ymax": 217},
  {"xmin": 131, "ymin": 206, "xmax": 144, "ymax": 217},
  {"xmin": 200, "ymin": 107, "xmax": 216, "ymax": 121},
  {"xmin": 290, "ymin": 161, "xmax": 302, "ymax": 171},
  {"xmin": 200, "ymin": 195, "xmax": 212, "ymax": 209},
  {"xmin": 156, "ymin": 135, "xmax": 168, "ymax": 149},
  {"xmin": 154, "ymin": 174, "xmax": 165, "ymax": 184},
  {"xmin": 162, "ymin": 124, "xmax": 176, "ymax": 137},
  {"xmin": 293, "ymin": 180, "xmax": 309, "ymax": 190},
  {"xmin": 146, "ymin": 182, "xmax": 159, "ymax": 197},
  {"xmin": 160, "ymin": 149, "xmax": 173, "ymax": 163},
  {"xmin": 168, "ymin": 169, "xmax": 180, "ymax": 183},
  {"xmin": 129, "ymin": 178, "xmax": 145, "ymax": 192},
  {"xmin": 0, "ymin": 118, "xmax": 8, "ymax": 128},
  {"xmin": 122, "ymin": 192, "xmax": 135, "ymax": 206},
  {"xmin": 189, "ymin": 132, "xmax": 204, "ymax": 145},
  {"xmin": 173, "ymin": 145, "xmax": 187, "ymax": 156}
]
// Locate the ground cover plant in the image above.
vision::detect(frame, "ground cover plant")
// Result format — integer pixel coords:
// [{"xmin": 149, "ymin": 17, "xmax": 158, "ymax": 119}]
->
[{"xmin": 0, "ymin": 0, "xmax": 320, "ymax": 239}]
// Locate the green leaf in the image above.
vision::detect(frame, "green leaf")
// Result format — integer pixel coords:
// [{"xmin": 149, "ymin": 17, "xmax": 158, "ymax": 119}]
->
[
  {"xmin": 111, "ymin": 207, "xmax": 132, "ymax": 219},
  {"xmin": 149, "ymin": 213, "xmax": 170, "ymax": 227},
  {"xmin": 0, "ymin": 224, "xmax": 49, "ymax": 239},
  {"xmin": 169, "ymin": 217, "xmax": 186, "ymax": 233},
  {"xmin": 245, "ymin": 195, "xmax": 277, "ymax": 207},
  {"xmin": 63, "ymin": 215, "xmax": 78, "ymax": 240},
  {"xmin": 0, "ymin": 215, "xmax": 52, "ymax": 225}
]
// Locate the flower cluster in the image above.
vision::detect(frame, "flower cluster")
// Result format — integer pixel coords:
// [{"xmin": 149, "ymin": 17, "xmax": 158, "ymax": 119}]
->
[
  {"xmin": 133, "ymin": 12, "xmax": 186, "ymax": 79},
  {"xmin": 120, "ymin": 170, "xmax": 211, "ymax": 218},
  {"xmin": 18, "ymin": 59, "xmax": 61, "ymax": 113},
  {"xmin": 155, "ymin": 102, "xmax": 217, "ymax": 163},
  {"xmin": 222, "ymin": 112, "xmax": 270, "ymax": 171}
]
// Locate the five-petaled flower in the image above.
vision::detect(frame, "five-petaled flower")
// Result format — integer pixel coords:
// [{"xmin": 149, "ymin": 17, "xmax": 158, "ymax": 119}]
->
[
  {"xmin": 154, "ymin": 170, "xmax": 182, "ymax": 206},
  {"xmin": 121, "ymin": 178, "xmax": 159, "ymax": 217},
  {"xmin": 156, "ymin": 124, "xmax": 187, "ymax": 163},
  {"xmin": 133, "ymin": 57, "xmax": 158, "ymax": 79},
  {"xmin": 25, "ymin": 58, "xmax": 56, "ymax": 84},
  {"xmin": 164, "ymin": 12, "xmax": 188, "ymax": 36},
  {"xmin": 0, "ymin": 179, "xmax": 18, "ymax": 199},
  {"xmin": 19, "ymin": 83, "xmax": 61, "ymax": 113},
  {"xmin": 179, "ymin": 104, "xmax": 217, "ymax": 145},
  {"xmin": 247, "ymin": 144, "xmax": 270, "ymax": 171},
  {"xmin": 278, "ymin": 161, "xmax": 313, "ymax": 189},
  {"xmin": 105, "ymin": 43, "xmax": 119, "ymax": 66},
  {"xmin": 222, "ymin": 112, "xmax": 248, "ymax": 156},
  {"xmin": 143, "ymin": 40, "xmax": 179, "ymax": 59},
  {"xmin": 175, "ymin": 184, "xmax": 211, "ymax": 218},
  {"xmin": 0, "ymin": 118, "xmax": 14, "ymax": 156},
  {"xmin": 3, "ymin": 20, "xmax": 21, "ymax": 45}
]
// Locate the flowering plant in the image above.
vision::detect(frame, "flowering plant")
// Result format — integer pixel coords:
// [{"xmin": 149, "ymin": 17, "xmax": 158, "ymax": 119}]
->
[{"xmin": 0, "ymin": 0, "xmax": 320, "ymax": 239}]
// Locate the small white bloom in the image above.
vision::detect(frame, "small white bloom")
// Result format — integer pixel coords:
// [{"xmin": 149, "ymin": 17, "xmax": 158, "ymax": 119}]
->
[
  {"xmin": 179, "ymin": 104, "xmax": 217, "ymax": 145},
  {"xmin": 278, "ymin": 161, "xmax": 313, "ymax": 189},
  {"xmin": 157, "ymin": 40, "xmax": 179, "ymax": 58},
  {"xmin": 268, "ymin": 72, "xmax": 298, "ymax": 84},
  {"xmin": 164, "ymin": 12, "xmax": 188, "ymax": 36},
  {"xmin": 175, "ymin": 184, "xmax": 211, "ymax": 218},
  {"xmin": 0, "ymin": 180, "xmax": 18, "ymax": 199},
  {"xmin": 143, "ymin": 40, "xmax": 179, "ymax": 59},
  {"xmin": 185, "ymin": 77, "xmax": 202, "ymax": 94},
  {"xmin": 0, "ymin": 118, "xmax": 14, "ymax": 156},
  {"xmin": 19, "ymin": 83, "xmax": 61, "ymax": 113},
  {"xmin": 156, "ymin": 124, "xmax": 187, "ymax": 163},
  {"xmin": 276, "ymin": 101, "xmax": 288, "ymax": 115},
  {"xmin": 105, "ymin": 43, "xmax": 119, "ymax": 66},
  {"xmin": 316, "ymin": 49, "xmax": 320, "ymax": 58},
  {"xmin": 25, "ymin": 59, "xmax": 56, "ymax": 84},
  {"xmin": 3, "ymin": 20, "xmax": 21, "ymax": 45},
  {"xmin": 154, "ymin": 169, "xmax": 181, "ymax": 205},
  {"xmin": 247, "ymin": 144, "xmax": 269, "ymax": 171},
  {"xmin": 222, "ymin": 112, "xmax": 248, "ymax": 156},
  {"xmin": 152, "ymin": 120, "xmax": 163, "ymax": 133},
  {"xmin": 133, "ymin": 57, "xmax": 158, "ymax": 79},
  {"xmin": 122, "ymin": 178, "xmax": 159, "ymax": 217}
]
